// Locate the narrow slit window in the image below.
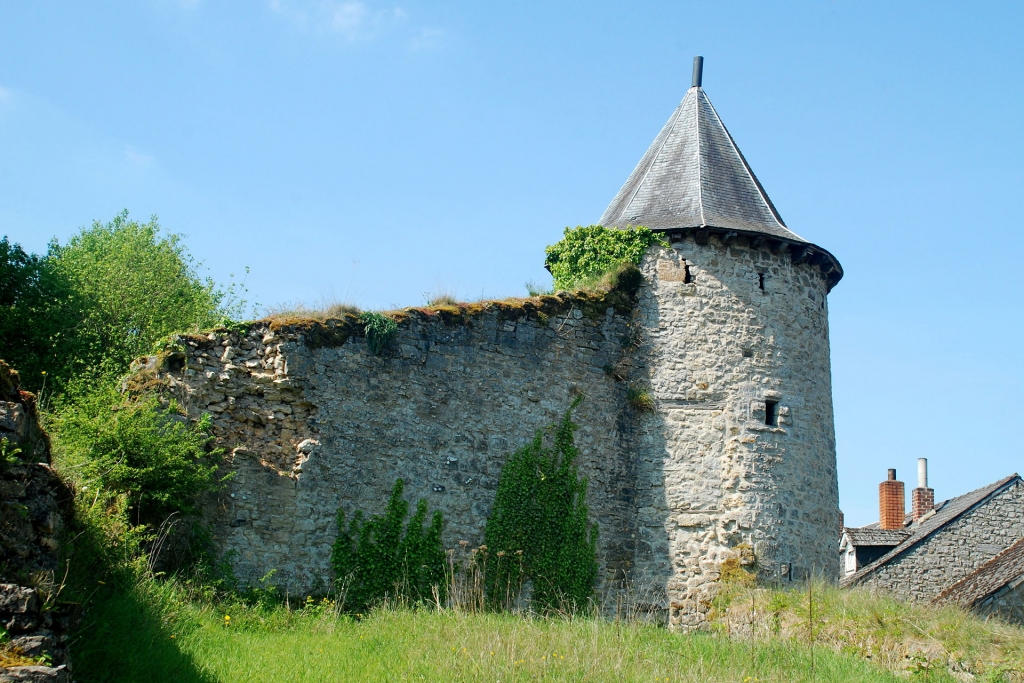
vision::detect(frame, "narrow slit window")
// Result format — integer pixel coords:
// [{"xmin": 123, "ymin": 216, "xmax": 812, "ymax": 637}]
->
[
  {"xmin": 765, "ymin": 399, "xmax": 779, "ymax": 426},
  {"xmin": 683, "ymin": 263, "xmax": 693, "ymax": 284},
  {"xmin": 758, "ymin": 273, "xmax": 765, "ymax": 291}
]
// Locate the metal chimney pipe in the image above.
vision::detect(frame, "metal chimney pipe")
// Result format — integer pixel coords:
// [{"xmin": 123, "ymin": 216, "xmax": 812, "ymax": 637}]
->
[
  {"xmin": 912, "ymin": 458, "xmax": 935, "ymax": 523},
  {"xmin": 692, "ymin": 56, "xmax": 704, "ymax": 88}
]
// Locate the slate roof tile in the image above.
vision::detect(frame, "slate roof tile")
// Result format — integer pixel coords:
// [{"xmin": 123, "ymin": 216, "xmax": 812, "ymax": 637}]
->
[{"xmin": 599, "ymin": 86, "xmax": 802, "ymax": 241}]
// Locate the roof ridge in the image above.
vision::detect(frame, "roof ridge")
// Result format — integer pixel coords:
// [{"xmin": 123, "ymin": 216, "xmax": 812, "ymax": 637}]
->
[
  {"xmin": 700, "ymin": 90, "xmax": 791, "ymax": 235},
  {"xmin": 694, "ymin": 87, "xmax": 706, "ymax": 228}
]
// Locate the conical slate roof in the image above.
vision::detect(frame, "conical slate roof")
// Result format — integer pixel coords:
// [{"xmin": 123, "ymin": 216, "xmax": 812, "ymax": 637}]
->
[{"xmin": 599, "ymin": 84, "xmax": 804, "ymax": 242}]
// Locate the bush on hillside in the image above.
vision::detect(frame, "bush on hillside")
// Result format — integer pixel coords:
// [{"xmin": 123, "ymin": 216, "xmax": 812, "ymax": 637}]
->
[
  {"xmin": 331, "ymin": 479, "xmax": 446, "ymax": 610},
  {"xmin": 544, "ymin": 225, "xmax": 666, "ymax": 291},
  {"xmin": 49, "ymin": 383, "xmax": 223, "ymax": 528}
]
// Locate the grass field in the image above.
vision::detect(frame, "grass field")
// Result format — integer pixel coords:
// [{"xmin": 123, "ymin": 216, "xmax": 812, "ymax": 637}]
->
[{"xmin": 72, "ymin": 584, "xmax": 904, "ymax": 683}]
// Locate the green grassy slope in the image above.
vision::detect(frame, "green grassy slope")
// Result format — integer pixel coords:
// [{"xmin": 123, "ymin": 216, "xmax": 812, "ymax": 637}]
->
[{"xmin": 68, "ymin": 580, "xmax": 913, "ymax": 683}]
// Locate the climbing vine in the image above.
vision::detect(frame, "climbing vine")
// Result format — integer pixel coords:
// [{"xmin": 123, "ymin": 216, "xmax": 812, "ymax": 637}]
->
[
  {"xmin": 331, "ymin": 479, "xmax": 445, "ymax": 610},
  {"xmin": 483, "ymin": 396, "xmax": 597, "ymax": 612},
  {"xmin": 544, "ymin": 225, "xmax": 667, "ymax": 291},
  {"xmin": 360, "ymin": 312, "xmax": 397, "ymax": 355}
]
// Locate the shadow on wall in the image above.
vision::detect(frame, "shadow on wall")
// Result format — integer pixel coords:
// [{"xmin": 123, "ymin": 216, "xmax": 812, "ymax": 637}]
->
[{"xmin": 607, "ymin": 294, "xmax": 673, "ymax": 623}]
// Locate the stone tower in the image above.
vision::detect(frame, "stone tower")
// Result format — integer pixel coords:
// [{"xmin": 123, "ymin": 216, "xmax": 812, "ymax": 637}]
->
[{"xmin": 601, "ymin": 58, "xmax": 843, "ymax": 628}]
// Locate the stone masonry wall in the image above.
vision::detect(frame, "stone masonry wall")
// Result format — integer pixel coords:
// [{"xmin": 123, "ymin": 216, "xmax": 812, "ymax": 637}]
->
[
  {"xmin": 0, "ymin": 361, "xmax": 74, "ymax": 682},
  {"xmin": 156, "ymin": 291, "xmax": 645, "ymax": 602},
  {"xmin": 633, "ymin": 235, "xmax": 840, "ymax": 628},
  {"xmin": 855, "ymin": 480, "xmax": 1024, "ymax": 602},
  {"xmin": 977, "ymin": 577, "xmax": 1024, "ymax": 625}
]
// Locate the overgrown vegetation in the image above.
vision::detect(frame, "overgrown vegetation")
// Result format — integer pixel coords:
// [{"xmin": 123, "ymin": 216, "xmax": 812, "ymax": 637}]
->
[
  {"xmin": 48, "ymin": 383, "xmax": 223, "ymax": 527},
  {"xmin": 626, "ymin": 385, "xmax": 655, "ymax": 412},
  {"xmin": 263, "ymin": 300, "xmax": 361, "ymax": 322},
  {"xmin": 331, "ymin": 479, "xmax": 446, "ymax": 611},
  {"xmin": 544, "ymin": 224, "xmax": 666, "ymax": 292},
  {"xmin": 0, "ymin": 214, "xmax": 244, "ymax": 667},
  {"xmin": 483, "ymin": 397, "xmax": 598, "ymax": 612},
  {"xmin": 360, "ymin": 311, "xmax": 398, "ymax": 355}
]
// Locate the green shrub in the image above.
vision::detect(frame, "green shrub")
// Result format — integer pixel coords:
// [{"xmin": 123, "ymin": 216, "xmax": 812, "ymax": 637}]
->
[
  {"xmin": 49, "ymin": 382, "xmax": 223, "ymax": 527},
  {"xmin": 360, "ymin": 312, "xmax": 397, "ymax": 355},
  {"xmin": 331, "ymin": 479, "xmax": 445, "ymax": 610},
  {"xmin": 483, "ymin": 396, "xmax": 597, "ymax": 612},
  {"xmin": 544, "ymin": 225, "xmax": 667, "ymax": 291}
]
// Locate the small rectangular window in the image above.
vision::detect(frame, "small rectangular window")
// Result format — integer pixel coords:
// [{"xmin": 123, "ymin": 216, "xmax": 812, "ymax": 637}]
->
[{"xmin": 765, "ymin": 399, "xmax": 779, "ymax": 426}]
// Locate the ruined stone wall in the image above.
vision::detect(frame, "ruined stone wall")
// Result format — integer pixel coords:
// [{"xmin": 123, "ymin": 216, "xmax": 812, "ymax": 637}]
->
[
  {"xmin": 162, "ymin": 292, "xmax": 644, "ymax": 600},
  {"xmin": 634, "ymin": 235, "xmax": 840, "ymax": 628},
  {"xmin": 0, "ymin": 361, "xmax": 74, "ymax": 682},
  {"xmin": 855, "ymin": 481, "xmax": 1024, "ymax": 602}
]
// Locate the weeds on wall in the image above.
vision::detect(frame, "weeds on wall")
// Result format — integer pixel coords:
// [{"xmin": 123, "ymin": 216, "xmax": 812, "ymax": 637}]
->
[
  {"xmin": 626, "ymin": 385, "xmax": 655, "ymax": 412},
  {"xmin": 544, "ymin": 225, "xmax": 667, "ymax": 291},
  {"xmin": 360, "ymin": 312, "xmax": 397, "ymax": 355},
  {"xmin": 331, "ymin": 479, "xmax": 446, "ymax": 611},
  {"xmin": 482, "ymin": 396, "xmax": 598, "ymax": 612}
]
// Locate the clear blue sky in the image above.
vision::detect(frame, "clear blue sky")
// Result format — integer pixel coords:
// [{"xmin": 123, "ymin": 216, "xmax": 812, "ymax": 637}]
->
[{"xmin": 2, "ymin": 1, "xmax": 1022, "ymax": 527}]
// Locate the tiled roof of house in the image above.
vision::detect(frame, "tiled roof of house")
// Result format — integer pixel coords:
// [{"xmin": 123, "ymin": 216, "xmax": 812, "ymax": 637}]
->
[
  {"xmin": 933, "ymin": 536, "xmax": 1024, "ymax": 608},
  {"xmin": 842, "ymin": 474, "xmax": 1022, "ymax": 587},
  {"xmin": 843, "ymin": 528, "xmax": 911, "ymax": 547}
]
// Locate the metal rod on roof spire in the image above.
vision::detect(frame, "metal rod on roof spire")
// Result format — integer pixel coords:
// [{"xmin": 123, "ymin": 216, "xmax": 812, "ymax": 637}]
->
[{"xmin": 692, "ymin": 56, "xmax": 704, "ymax": 87}]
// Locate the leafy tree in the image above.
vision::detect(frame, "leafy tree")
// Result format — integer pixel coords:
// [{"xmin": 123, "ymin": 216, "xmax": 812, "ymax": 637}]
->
[
  {"xmin": 1, "ymin": 211, "xmax": 245, "ymax": 392},
  {"xmin": 483, "ymin": 397, "xmax": 598, "ymax": 612},
  {"xmin": 0, "ymin": 237, "xmax": 73, "ymax": 392},
  {"xmin": 332, "ymin": 479, "xmax": 446, "ymax": 610},
  {"xmin": 544, "ymin": 225, "xmax": 666, "ymax": 291},
  {"xmin": 46, "ymin": 211, "xmax": 242, "ymax": 383}
]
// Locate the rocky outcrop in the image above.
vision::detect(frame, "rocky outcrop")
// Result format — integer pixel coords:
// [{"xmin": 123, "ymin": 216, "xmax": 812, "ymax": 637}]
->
[{"xmin": 0, "ymin": 362, "xmax": 73, "ymax": 683}]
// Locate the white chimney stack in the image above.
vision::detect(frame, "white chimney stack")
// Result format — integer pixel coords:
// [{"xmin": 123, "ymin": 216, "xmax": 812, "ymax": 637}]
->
[{"xmin": 912, "ymin": 458, "xmax": 934, "ymax": 523}]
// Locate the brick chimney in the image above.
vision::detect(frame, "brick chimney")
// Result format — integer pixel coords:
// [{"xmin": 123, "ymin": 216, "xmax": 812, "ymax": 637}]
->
[
  {"xmin": 911, "ymin": 457, "xmax": 935, "ymax": 523},
  {"xmin": 879, "ymin": 469, "xmax": 905, "ymax": 530}
]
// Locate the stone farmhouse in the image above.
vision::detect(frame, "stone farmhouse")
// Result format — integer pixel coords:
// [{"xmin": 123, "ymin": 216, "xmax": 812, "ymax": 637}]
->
[
  {"xmin": 841, "ymin": 460, "xmax": 1024, "ymax": 623},
  {"xmin": 141, "ymin": 57, "xmax": 845, "ymax": 628}
]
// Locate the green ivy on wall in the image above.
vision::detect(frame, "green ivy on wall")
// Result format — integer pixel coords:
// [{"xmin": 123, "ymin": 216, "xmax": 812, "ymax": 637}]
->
[
  {"xmin": 544, "ymin": 225, "xmax": 667, "ymax": 291},
  {"xmin": 483, "ymin": 396, "xmax": 598, "ymax": 612},
  {"xmin": 331, "ymin": 479, "xmax": 445, "ymax": 610}
]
